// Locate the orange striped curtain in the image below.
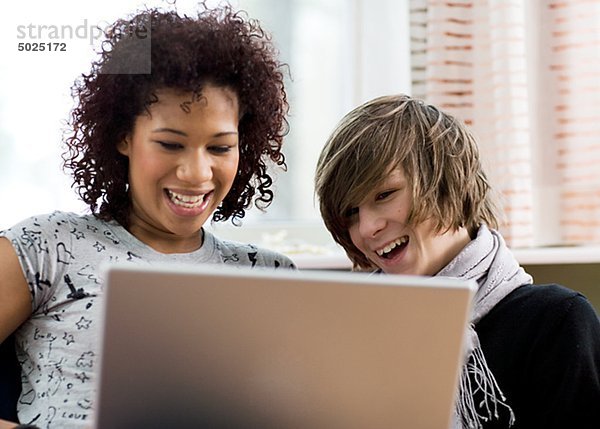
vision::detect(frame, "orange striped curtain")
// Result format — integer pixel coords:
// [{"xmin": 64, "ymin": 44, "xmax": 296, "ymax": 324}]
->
[
  {"xmin": 543, "ymin": 0, "xmax": 600, "ymax": 244},
  {"xmin": 410, "ymin": 0, "xmax": 600, "ymax": 248}
]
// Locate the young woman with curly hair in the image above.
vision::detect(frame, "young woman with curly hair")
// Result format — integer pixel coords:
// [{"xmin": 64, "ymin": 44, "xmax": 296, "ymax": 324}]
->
[{"xmin": 0, "ymin": 5, "xmax": 294, "ymax": 428}]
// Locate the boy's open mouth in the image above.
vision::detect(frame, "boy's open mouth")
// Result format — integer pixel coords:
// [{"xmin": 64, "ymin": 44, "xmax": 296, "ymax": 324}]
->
[{"xmin": 377, "ymin": 236, "xmax": 409, "ymax": 259}]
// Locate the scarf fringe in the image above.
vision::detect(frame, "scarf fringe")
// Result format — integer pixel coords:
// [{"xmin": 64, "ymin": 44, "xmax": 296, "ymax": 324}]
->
[
  {"xmin": 456, "ymin": 345, "xmax": 515, "ymax": 428},
  {"xmin": 441, "ymin": 225, "xmax": 531, "ymax": 428}
]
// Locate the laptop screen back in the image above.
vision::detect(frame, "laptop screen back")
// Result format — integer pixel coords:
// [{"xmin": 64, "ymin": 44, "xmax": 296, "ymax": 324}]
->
[{"xmin": 94, "ymin": 264, "xmax": 475, "ymax": 429}]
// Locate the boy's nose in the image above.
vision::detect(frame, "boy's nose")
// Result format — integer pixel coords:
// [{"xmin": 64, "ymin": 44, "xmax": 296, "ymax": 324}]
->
[{"xmin": 357, "ymin": 207, "xmax": 385, "ymax": 238}]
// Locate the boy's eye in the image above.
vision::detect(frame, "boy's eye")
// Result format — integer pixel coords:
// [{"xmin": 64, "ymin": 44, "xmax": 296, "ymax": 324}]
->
[
  {"xmin": 344, "ymin": 206, "xmax": 359, "ymax": 218},
  {"xmin": 376, "ymin": 190, "xmax": 395, "ymax": 201}
]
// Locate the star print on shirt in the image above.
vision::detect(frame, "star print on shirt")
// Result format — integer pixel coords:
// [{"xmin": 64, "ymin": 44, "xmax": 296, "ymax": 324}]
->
[
  {"xmin": 63, "ymin": 333, "xmax": 75, "ymax": 346},
  {"xmin": 75, "ymin": 372, "xmax": 90, "ymax": 383},
  {"xmin": 75, "ymin": 317, "xmax": 92, "ymax": 330},
  {"xmin": 70, "ymin": 229, "xmax": 85, "ymax": 240},
  {"xmin": 93, "ymin": 241, "xmax": 106, "ymax": 252}
]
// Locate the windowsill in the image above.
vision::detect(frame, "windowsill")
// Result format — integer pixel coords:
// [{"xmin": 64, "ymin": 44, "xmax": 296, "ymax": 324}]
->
[
  {"xmin": 290, "ymin": 246, "xmax": 600, "ymax": 270},
  {"xmin": 206, "ymin": 222, "xmax": 600, "ymax": 269},
  {"xmin": 288, "ymin": 253, "xmax": 352, "ymax": 270},
  {"xmin": 512, "ymin": 245, "xmax": 600, "ymax": 265}
]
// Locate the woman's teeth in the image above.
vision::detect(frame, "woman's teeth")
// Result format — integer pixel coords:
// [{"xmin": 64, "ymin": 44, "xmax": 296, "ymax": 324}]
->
[
  {"xmin": 166, "ymin": 190, "xmax": 205, "ymax": 208},
  {"xmin": 377, "ymin": 236, "xmax": 408, "ymax": 257}
]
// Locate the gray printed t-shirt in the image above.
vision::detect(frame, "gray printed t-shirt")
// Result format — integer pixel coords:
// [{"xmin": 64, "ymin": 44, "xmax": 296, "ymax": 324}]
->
[{"xmin": 0, "ymin": 211, "xmax": 295, "ymax": 428}]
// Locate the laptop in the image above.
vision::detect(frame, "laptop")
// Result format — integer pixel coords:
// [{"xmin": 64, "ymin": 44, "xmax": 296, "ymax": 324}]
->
[{"xmin": 94, "ymin": 263, "xmax": 476, "ymax": 429}]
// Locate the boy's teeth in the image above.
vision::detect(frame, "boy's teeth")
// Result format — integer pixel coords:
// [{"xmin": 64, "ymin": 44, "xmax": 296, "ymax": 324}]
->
[
  {"xmin": 167, "ymin": 190, "xmax": 205, "ymax": 208},
  {"xmin": 377, "ymin": 236, "xmax": 408, "ymax": 256}
]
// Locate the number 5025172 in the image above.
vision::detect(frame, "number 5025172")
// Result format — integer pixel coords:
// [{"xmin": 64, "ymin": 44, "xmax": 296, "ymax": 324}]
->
[{"xmin": 18, "ymin": 42, "xmax": 67, "ymax": 52}]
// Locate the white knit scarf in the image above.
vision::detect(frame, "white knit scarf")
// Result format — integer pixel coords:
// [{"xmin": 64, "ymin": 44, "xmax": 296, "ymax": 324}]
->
[{"xmin": 437, "ymin": 224, "xmax": 533, "ymax": 428}]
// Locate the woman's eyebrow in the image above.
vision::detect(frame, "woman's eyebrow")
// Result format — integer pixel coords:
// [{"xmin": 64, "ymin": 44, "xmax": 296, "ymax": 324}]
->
[
  {"xmin": 152, "ymin": 127, "xmax": 188, "ymax": 136},
  {"xmin": 213, "ymin": 131, "xmax": 239, "ymax": 137},
  {"xmin": 151, "ymin": 128, "xmax": 238, "ymax": 138}
]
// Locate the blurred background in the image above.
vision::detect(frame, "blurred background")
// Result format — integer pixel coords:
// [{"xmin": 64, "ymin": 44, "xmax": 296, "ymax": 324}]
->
[
  {"xmin": 1, "ymin": 1, "xmax": 599, "ymax": 265},
  {"xmin": 0, "ymin": 0, "xmax": 409, "ymax": 241}
]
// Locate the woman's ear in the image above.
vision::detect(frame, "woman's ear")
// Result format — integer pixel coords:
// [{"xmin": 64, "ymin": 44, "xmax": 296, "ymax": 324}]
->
[{"xmin": 117, "ymin": 137, "xmax": 130, "ymax": 156}]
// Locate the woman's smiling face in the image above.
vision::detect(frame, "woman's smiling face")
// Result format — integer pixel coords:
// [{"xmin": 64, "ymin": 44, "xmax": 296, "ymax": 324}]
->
[
  {"xmin": 347, "ymin": 168, "xmax": 471, "ymax": 276},
  {"xmin": 117, "ymin": 85, "xmax": 240, "ymax": 253}
]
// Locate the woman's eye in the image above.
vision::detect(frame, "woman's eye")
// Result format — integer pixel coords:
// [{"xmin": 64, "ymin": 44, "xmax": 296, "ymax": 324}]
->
[
  {"xmin": 209, "ymin": 145, "xmax": 234, "ymax": 154},
  {"xmin": 157, "ymin": 141, "xmax": 183, "ymax": 151}
]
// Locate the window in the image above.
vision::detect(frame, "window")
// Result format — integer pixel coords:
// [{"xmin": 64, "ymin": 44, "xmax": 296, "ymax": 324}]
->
[
  {"xmin": 409, "ymin": 0, "xmax": 600, "ymax": 248},
  {"xmin": 0, "ymin": 0, "xmax": 411, "ymax": 249}
]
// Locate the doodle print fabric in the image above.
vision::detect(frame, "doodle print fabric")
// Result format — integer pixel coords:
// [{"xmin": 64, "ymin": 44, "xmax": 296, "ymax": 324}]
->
[{"xmin": 0, "ymin": 211, "xmax": 294, "ymax": 428}]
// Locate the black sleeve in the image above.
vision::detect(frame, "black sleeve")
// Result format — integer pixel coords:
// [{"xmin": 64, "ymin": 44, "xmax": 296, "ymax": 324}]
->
[{"xmin": 529, "ymin": 294, "xmax": 600, "ymax": 428}]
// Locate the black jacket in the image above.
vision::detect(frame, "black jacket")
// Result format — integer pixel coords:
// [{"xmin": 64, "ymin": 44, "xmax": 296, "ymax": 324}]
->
[{"xmin": 476, "ymin": 284, "xmax": 600, "ymax": 428}]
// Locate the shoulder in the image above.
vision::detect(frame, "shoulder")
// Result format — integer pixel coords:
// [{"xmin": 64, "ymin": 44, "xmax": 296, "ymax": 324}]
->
[
  {"xmin": 1, "ymin": 211, "xmax": 94, "ymax": 234},
  {"xmin": 477, "ymin": 283, "xmax": 600, "ymax": 383},
  {"xmin": 0, "ymin": 211, "xmax": 70, "ymax": 248},
  {"xmin": 510, "ymin": 282, "xmax": 582, "ymax": 302},
  {"xmin": 490, "ymin": 283, "xmax": 596, "ymax": 323},
  {"xmin": 208, "ymin": 231, "xmax": 296, "ymax": 269},
  {"xmin": 0, "ymin": 211, "xmax": 116, "ymax": 256},
  {"xmin": 478, "ymin": 283, "xmax": 598, "ymax": 337}
]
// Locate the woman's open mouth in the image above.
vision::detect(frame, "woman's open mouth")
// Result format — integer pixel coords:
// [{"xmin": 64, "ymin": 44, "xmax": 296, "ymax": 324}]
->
[
  {"xmin": 166, "ymin": 189, "xmax": 207, "ymax": 209},
  {"xmin": 164, "ymin": 189, "xmax": 213, "ymax": 216}
]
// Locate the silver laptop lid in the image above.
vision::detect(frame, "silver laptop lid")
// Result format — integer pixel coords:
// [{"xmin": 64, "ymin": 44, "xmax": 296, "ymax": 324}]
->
[{"xmin": 94, "ymin": 263, "xmax": 476, "ymax": 429}]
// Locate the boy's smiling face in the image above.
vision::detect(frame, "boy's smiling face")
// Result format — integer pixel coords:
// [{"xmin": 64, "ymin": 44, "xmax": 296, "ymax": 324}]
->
[{"xmin": 347, "ymin": 168, "xmax": 471, "ymax": 276}]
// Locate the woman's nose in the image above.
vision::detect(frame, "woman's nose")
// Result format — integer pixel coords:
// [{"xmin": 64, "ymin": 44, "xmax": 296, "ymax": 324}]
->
[{"xmin": 176, "ymin": 150, "xmax": 212, "ymax": 184}]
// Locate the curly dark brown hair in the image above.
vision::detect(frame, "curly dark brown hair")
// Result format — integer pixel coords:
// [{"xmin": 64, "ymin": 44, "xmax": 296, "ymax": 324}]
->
[{"xmin": 62, "ymin": 4, "xmax": 289, "ymax": 227}]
